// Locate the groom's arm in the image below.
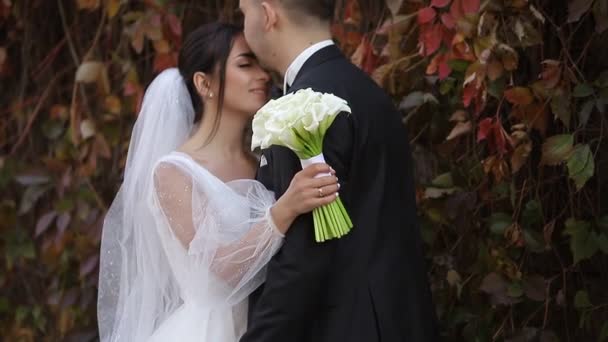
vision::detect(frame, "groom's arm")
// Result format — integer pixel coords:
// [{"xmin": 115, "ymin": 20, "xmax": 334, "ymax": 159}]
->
[{"xmin": 241, "ymin": 112, "xmax": 354, "ymax": 342}]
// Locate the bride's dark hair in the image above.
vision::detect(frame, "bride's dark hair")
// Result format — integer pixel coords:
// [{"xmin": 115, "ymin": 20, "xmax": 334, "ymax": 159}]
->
[{"xmin": 178, "ymin": 22, "xmax": 242, "ymax": 141}]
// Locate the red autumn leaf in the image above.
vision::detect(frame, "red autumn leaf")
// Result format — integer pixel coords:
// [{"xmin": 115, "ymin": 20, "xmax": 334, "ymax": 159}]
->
[
  {"xmin": 440, "ymin": 13, "xmax": 456, "ymax": 29},
  {"xmin": 166, "ymin": 13, "xmax": 182, "ymax": 38},
  {"xmin": 504, "ymin": 87, "xmax": 534, "ymax": 105},
  {"xmin": 450, "ymin": 0, "xmax": 465, "ymax": 20},
  {"xmin": 511, "ymin": 102, "xmax": 548, "ymax": 136},
  {"xmin": 332, "ymin": 24, "xmax": 363, "ymax": 50},
  {"xmin": 426, "ymin": 54, "xmax": 440, "ymax": 75},
  {"xmin": 462, "ymin": 83, "xmax": 477, "ymax": 108},
  {"xmin": 351, "ymin": 37, "xmax": 380, "ymax": 75},
  {"xmin": 431, "ymin": 0, "xmax": 452, "ymax": 8},
  {"xmin": 441, "ymin": 25, "xmax": 455, "ymax": 47},
  {"xmin": 462, "ymin": 0, "xmax": 480, "ymax": 14},
  {"xmin": 540, "ymin": 60, "xmax": 561, "ymax": 89},
  {"xmin": 343, "ymin": 0, "xmax": 361, "ymax": 25},
  {"xmin": 477, "ymin": 118, "xmax": 511, "ymax": 154},
  {"xmin": 123, "ymin": 81, "xmax": 139, "ymax": 97},
  {"xmin": 418, "ymin": 7, "xmax": 437, "ymax": 24},
  {"xmin": 123, "ymin": 81, "xmax": 144, "ymax": 114},
  {"xmin": 438, "ymin": 54, "xmax": 452, "ymax": 79},
  {"xmin": 420, "ymin": 23, "xmax": 443, "ymax": 56},
  {"xmin": 493, "ymin": 120, "xmax": 510, "ymax": 154},
  {"xmin": 153, "ymin": 52, "xmax": 177, "ymax": 73},
  {"xmin": 477, "ymin": 117, "xmax": 493, "ymax": 142}
]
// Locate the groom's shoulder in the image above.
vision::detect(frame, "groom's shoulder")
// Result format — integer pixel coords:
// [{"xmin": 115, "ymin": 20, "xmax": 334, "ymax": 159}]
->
[{"xmin": 303, "ymin": 57, "xmax": 390, "ymax": 101}]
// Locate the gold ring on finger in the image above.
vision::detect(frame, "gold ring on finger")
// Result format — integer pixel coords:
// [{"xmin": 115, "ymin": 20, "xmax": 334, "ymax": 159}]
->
[{"xmin": 318, "ymin": 188, "xmax": 324, "ymax": 197}]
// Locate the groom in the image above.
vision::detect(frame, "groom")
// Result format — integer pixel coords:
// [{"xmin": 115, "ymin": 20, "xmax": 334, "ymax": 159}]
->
[{"xmin": 239, "ymin": 1, "xmax": 439, "ymax": 341}]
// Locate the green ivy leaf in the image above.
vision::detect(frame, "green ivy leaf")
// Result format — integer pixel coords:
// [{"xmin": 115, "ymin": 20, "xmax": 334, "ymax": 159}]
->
[
  {"xmin": 439, "ymin": 78, "xmax": 456, "ymax": 95},
  {"xmin": 0, "ymin": 297, "xmax": 9, "ymax": 314},
  {"xmin": 522, "ymin": 200, "xmax": 543, "ymax": 229},
  {"xmin": 447, "ymin": 59, "xmax": 470, "ymax": 73},
  {"xmin": 507, "ymin": 282, "xmax": 524, "ymax": 298},
  {"xmin": 564, "ymin": 218, "xmax": 598, "ymax": 263},
  {"xmin": 487, "ymin": 77, "xmax": 506, "ymax": 99},
  {"xmin": 599, "ymin": 215, "xmax": 608, "ymax": 231},
  {"xmin": 551, "ymin": 92, "xmax": 571, "ymax": 128},
  {"xmin": 573, "ymin": 83, "xmax": 594, "ymax": 97},
  {"xmin": 574, "ymin": 290, "xmax": 592, "ymax": 309},
  {"xmin": 593, "ymin": 0, "xmax": 608, "ymax": 33},
  {"xmin": 431, "ymin": 172, "xmax": 454, "ymax": 188},
  {"xmin": 594, "ymin": 232, "xmax": 608, "ymax": 254},
  {"xmin": 524, "ymin": 229, "xmax": 545, "ymax": 253},
  {"xmin": 595, "ymin": 70, "xmax": 608, "ymax": 88},
  {"xmin": 578, "ymin": 100, "xmax": 594, "ymax": 127},
  {"xmin": 600, "ymin": 321, "xmax": 608, "ymax": 342},
  {"xmin": 566, "ymin": 144, "xmax": 595, "ymax": 190},
  {"xmin": 541, "ymin": 134, "xmax": 574, "ymax": 166},
  {"xmin": 488, "ymin": 212, "xmax": 512, "ymax": 235},
  {"xmin": 18, "ymin": 185, "xmax": 49, "ymax": 215},
  {"xmin": 568, "ymin": 0, "xmax": 594, "ymax": 23}
]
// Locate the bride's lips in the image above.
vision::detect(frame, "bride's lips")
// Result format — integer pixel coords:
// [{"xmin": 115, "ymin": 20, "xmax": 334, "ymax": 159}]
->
[{"xmin": 250, "ymin": 88, "xmax": 268, "ymax": 96}]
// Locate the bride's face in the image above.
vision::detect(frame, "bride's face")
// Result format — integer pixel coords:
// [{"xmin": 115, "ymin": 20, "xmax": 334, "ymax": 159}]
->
[{"xmin": 221, "ymin": 34, "xmax": 270, "ymax": 117}]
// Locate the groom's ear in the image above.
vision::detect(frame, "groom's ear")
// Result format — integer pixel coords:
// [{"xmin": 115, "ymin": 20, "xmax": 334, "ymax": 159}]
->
[{"xmin": 260, "ymin": 1, "xmax": 279, "ymax": 31}]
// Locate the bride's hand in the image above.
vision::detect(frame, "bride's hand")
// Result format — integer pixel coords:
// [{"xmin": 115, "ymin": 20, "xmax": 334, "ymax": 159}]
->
[{"xmin": 270, "ymin": 163, "xmax": 340, "ymax": 234}]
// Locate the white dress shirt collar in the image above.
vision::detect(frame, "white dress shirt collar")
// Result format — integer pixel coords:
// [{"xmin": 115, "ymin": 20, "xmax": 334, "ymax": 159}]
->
[{"xmin": 283, "ymin": 40, "xmax": 334, "ymax": 94}]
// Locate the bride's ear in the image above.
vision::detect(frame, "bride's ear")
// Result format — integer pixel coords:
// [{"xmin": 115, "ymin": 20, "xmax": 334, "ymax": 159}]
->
[{"xmin": 193, "ymin": 72, "xmax": 214, "ymax": 99}]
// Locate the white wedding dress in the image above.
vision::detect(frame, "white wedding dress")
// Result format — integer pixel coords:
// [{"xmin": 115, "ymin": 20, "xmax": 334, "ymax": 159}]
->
[
  {"xmin": 97, "ymin": 69, "xmax": 283, "ymax": 342},
  {"xmin": 147, "ymin": 152, "xmax": 282, "ymax": 342}
]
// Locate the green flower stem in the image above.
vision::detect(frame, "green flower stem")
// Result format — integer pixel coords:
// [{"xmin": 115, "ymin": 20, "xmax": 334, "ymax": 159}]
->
[
  {"xmin": 339, "ymin": 199, "xmax": 353, "ymax": 227},
  {"xmin": 312, "ymin": 208, "xmax": 321, "ymax": 241},
  {"xmin": 321, "ymin": 205, "xmax": 334, "ymax": 238},
  {"xmin": 327, "ymin": 204, "xmax": 342, "ymax": 236},
  {"xmin": 331, "ymin": 204, "xmax": 346, "ymax": 237}
]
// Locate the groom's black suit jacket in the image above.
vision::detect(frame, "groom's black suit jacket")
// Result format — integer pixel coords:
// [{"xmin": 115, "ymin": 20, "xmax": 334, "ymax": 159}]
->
[{"xmin": 242, "ymin": 45, "xmax": 439, "ymax": 342}]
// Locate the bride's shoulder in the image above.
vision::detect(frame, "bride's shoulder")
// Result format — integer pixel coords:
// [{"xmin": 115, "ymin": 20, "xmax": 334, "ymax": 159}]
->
[{"xmin": 153, "ymin": 153, "xmax": 193, "ymax": 188}]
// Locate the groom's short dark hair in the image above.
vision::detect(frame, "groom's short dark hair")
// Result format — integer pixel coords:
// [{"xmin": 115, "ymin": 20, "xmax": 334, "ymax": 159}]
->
[{"xmin": 279, "ymin": 0, "xmax": 335, "ymax": 23}]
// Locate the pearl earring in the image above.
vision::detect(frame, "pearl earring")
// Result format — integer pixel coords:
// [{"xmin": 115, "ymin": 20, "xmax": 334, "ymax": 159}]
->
[{"xmin": 208, "ymin": 91, "xmax": 214, "ymax": 99}]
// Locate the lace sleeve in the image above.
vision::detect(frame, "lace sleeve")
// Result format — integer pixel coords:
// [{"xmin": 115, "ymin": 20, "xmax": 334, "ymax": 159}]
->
[{"xmin": 151, "ymin": 159, "xmax": 284, "ymax": 305}]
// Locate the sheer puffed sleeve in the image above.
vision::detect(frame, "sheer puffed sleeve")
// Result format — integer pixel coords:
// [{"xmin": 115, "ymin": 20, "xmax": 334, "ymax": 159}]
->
[{"xmin": 149, "ymin": 154, "xmax": 284, "ymax": 307}]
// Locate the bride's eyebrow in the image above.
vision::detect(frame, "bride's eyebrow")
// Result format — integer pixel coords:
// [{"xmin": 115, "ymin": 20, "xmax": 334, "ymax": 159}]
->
[{"xmin": 235, "ymin": 52, "xmax": 256, "ymax": 59}]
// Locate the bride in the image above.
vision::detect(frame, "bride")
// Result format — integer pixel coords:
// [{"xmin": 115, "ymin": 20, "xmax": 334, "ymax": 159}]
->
[{"xmin": 97, "ymin": 23, "xmax": 340, "ymax": 342}]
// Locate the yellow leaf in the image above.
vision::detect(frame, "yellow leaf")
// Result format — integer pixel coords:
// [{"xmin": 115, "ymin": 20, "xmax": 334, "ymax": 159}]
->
[
  {"xmin": 104, "ymin": 95, "xmax": 122, "ymax": 115},
  {"xmin": 449, "ymin": 110, "xmax": 468, "ymax": 122},
  {"xmin": 153, "ymin": 39, "xmax": 170, "ymax": 54},
  {"xmin": 447, "ymin": 270, "xmax": 462, "ymax": 287},
  {"xmin": 511, "ymin": 141, "xmax": 532, "ymax": 174},
  {"xmin": 446, "ymin": 121, "xmax": 473, "ymax": 140},
  {"xmin": 0, "ymin": 46, "xmax": 6, "ymax": 65},
  {"xmin": 386, "ymin": 0, "xmax": 404, "ymax": 17},
  {"xmin": 504, "ymin": 87, "xmax": 534, "ymax": 105},
  {"xmin": 77, "ymin": 0, "xmax": 100, "ymax": 10},
  {"xmin": 75, "ymin": 61, "xmax": 103, "ymax": 83},
  {"xmin": 106, "ymin": 0, "xmax": 120, "ymax": 18},
  {"xmin": 80, "ymin": 119, "xmax": 96, "ymax": 140},
  {"xmin": 497, "ymin": 44, "xmax": 519, "ymax": 71},
  {"xmin": 371, "ymin": 63, "xmax": 393, "ymax": 87},
  {"xmin": 487, "ymin": 58, "xmax": 504, "ymax": 81}
]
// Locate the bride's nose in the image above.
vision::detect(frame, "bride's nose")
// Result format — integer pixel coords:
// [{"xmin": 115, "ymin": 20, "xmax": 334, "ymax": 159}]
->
[{"xmin": 256, "ymin": 67, "xmax": 270, "ymax": 83}]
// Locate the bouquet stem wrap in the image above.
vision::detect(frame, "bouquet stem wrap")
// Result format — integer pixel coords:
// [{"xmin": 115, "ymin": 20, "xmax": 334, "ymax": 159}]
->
[{"xmin": 300, "ymin": 154, "xmax": 353, "ymax": 242}]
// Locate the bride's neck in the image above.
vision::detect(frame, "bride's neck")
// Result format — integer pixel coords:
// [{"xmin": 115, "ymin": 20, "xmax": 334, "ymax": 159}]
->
[{"xmin": 186, "ymin": 109, "xmax": 250, "ymax": 159}]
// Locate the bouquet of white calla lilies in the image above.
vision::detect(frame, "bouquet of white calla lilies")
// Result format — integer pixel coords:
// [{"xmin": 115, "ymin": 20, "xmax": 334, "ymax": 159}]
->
[{"xmin": 252, "ymin": 88, "xmax": 353, "ymax": 242}]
